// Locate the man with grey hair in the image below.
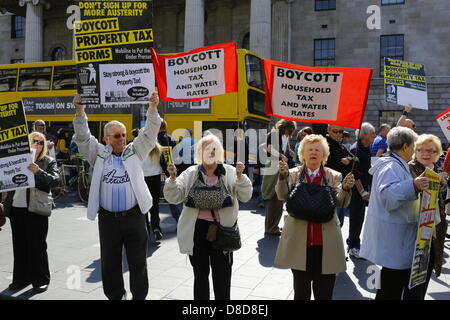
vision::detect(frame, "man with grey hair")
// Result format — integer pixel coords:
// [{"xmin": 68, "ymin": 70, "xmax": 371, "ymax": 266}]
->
[
  {"xmin": 370, "ymin": 123, "xmax": 391, "ymax": 157},
  {"xmin": 347, "ymin": 122, "xmax": 376, "ymax": 258},
  {"xmin": 72, "ymin": 92, "xmax": 161, "ymax": 300}
]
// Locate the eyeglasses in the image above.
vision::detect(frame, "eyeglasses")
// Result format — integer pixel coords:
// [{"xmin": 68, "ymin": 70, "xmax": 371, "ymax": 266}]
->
[
  {"xmin": 32, "ymin": 139, "xmax": 44, "ymax": 146},
  {"xmin": 109, "ymin": 133, "xmax": 126, "ymax": 139},
  {"xmin": 417, "ymin": 149, "xmax": 437, "ymax": 154},
  {"xmin": 331, "ymin": 130, "xmax": 344, "ymax": 134},
  {"xmin": 35, "ymin": 124, "xmax": 45, "ymax": 127}
]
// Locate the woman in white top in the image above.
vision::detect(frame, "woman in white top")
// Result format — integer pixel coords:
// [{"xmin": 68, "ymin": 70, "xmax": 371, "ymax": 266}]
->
[{"xmin": 142, "ymin": 142, "xmax": 164, "ymax": 240}]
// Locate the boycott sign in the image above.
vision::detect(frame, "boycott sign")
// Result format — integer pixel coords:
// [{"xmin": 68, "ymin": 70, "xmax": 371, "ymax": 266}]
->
[
  {"xmin": 384, "ymin": 58, "xmax": 428, "ymax": 110},
  {"xmin": 435, "ymin": 107, "xmax": 450, "ymax": 142},
  {"xmin": 0, "ymin": 101, "xmax": 34, "ymax": 192},
  {"xmin": 263, "ymin": 59, "xmax": 373, "ymax": 129},
  {"xmin": 151, "ymin": 42, "xmax": 238, "ymax": 102},
  {"xmin": 74, "ymin": 0, "xmax": 154, "ymax": 105},
  {"xmin": 409, "ymin": 168, "xmax": 440, "ymax": 289}
]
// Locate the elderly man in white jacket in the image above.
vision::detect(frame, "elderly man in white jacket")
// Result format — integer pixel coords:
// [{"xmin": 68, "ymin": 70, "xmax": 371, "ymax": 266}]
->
[{"xmin": 72, "ymin": 92, "xmax": 161, "ymax": 300}]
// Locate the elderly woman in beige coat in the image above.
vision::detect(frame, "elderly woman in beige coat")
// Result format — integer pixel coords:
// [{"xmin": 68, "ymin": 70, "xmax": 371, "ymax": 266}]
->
[
  {"xmin": 164, "ymin": 134, "xmax": 253, "ymax": 300},
  {"xmin": 275, "ymin": 134, "xmax": 354, "ymax": 300}
]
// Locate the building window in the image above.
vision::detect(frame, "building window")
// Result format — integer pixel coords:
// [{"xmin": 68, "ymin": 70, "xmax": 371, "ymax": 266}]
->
[
  {"xmin": 380, "ymin": 34, "xmax": 404, "ymax": 75},
  {"xmin": 314, "ymin": 39, "xmax": 335, "ymax": 66},
  {"xmin": 10, "ymin": 59, "xmax": 24, "ymax": 64},
  {"xmin": 381, "ymin": 0, "xmax": 405, "ymax": 5},
  {"xmin": 51, "ymin": 47, "xmax": 66, "ymax": 61},
  {"xmin": 11, "ymin": 15, "xmax": 25, "ymax": 39},
  {"xmin": 315, "ymin": 0, "xmax": 336, "ymax": 11},
  {"xmin": 379, "ymin": 110, "xmax": 402, "ymax": 127}
]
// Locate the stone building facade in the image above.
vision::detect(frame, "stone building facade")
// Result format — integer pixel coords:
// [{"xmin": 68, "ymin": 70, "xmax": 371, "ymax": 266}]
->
[{"xmin": 0, "ymin": 0, "xmax": 449, "ymax": 141}]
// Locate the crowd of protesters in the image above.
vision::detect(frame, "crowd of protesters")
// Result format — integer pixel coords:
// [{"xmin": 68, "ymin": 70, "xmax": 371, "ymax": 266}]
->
[{"xmin": 0, "ymin": 96, "xmax": 449, "ymax": 301}]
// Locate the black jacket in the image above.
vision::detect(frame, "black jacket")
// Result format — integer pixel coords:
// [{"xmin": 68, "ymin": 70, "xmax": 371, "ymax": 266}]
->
[{"xmin": 325, "ymin": 135, "xmax": 356, "ymax": 177}]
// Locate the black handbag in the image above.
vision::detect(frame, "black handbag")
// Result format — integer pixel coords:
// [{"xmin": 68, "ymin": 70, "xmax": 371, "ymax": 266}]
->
[
  {"xmin": 206, "ymin": 209, "xmax": 242, "ymax": 252},
  {"xmin": 285, "ymin": 168, "xmax": 335, "ymax": 223}
]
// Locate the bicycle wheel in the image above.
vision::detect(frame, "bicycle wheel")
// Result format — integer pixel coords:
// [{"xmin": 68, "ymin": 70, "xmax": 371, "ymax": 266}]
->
[
  {"xmin": 77, "ymin": 172, "xmax": 90, "ymax": 203},
  {"xmin": 51, "ymin": 180, "xmax": 65, "ymax": 200}
]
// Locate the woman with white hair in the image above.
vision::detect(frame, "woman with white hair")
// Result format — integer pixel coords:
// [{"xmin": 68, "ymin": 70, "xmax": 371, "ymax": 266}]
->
[
  {"xmin": 360, "ymin": 126, "xmax": 430, "ymax": 300},
  {"xmin": 163, "ymin": 134, "xmax": 253, "ymax": 300},
  {"xmin": 407, "ymin": 134, "xmax": 448, "ymax": 299},
  {"xmin": 275, "ymin": 134, "xmax": 355, "ymax": 300}
]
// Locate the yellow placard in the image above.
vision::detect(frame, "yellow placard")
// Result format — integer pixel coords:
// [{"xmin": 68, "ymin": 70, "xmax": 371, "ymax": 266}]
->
[
  {"xmin": 76, "ymin": 48, "xmax": 113, "ymax": 64},
  {"xmin": 75, "ymin": 28, "xmax": 153, "ymax": 50},
  {"xmin": 74, "ymin": 18, "xmax": 120, "ymax": 35},
  {"xmin": 0, "ymin": 125, "xmax": 28, "ymax": 143}
]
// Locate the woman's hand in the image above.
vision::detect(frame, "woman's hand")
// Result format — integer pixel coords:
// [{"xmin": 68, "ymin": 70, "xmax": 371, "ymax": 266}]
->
[
  {"xmin": 279, "ymin": 159, "xmax": 289, "ymax": 180},
  {"xmin": 167, "ymin": 163, "xmax": 177, "ymax": 181},
  {"xmin": 27, "ymin": 163, "xmax": 40, "ymax": 174},
  {"xmin": 342, "ymin": 172, "xmax": 355, "ymax": 191},
  {"xmin": 236, "ymin": 161, "xmax": 245, "ymax": 179}
]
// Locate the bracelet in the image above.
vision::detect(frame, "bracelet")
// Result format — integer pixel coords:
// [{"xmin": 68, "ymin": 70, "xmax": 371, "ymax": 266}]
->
[{"xmin": 360, "ymin": 191, "xmax": 369, "ymax": 197}]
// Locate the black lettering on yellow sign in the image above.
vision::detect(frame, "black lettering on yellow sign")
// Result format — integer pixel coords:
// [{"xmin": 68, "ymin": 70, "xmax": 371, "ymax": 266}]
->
[
  {"xmin": 384, "ymin": 66, "xmax": 408, "ymax": 74},
  {"xmin": 76, "ymin": 48, "xmax": 113, "ymax": 63},
  {"xmin": 74, "ymin": 18, "xmax": 119, "ymax": 35},
  {"xmin": 75, "ymin": 29, "xmax": 153, "ymax": 50},
  {"xmin": 385, "ymin": 78, "xmax": 405, "ymax": 86},
  {"xmin": 385, "ymin": 73, "xmax": 426, "ymax": 82},
  {"xmin": 0, "ymin": 125, "xmax": 27, "ymax": 143}
]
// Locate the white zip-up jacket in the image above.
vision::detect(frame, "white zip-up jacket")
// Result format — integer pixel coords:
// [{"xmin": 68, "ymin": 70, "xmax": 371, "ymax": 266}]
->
[{"xmin": 73, "ymin": 109, "xmax": 161, "ymax": 220}]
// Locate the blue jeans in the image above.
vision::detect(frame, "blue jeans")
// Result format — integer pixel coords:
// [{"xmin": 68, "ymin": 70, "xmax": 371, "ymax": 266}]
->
[{"xmin": 169, "ymin": 204, "xmax": 182, "ymax": 223}]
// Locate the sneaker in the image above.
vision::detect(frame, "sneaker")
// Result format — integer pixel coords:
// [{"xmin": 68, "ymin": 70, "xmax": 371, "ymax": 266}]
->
[
  {"xmin": 153, "ymin": 229, "xmax": 163, "ymax": 241},
  {"xmin": 348, "ymin": 247, "xmax": 361, "ymax": 259}
]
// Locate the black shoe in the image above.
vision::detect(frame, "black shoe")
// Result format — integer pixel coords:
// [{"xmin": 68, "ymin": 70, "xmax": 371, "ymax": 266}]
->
[
  {"xmin": 8, "ymin": 282, "xmax": 30, "ymax": 291},
  {"xmin": 153, "ymin": 229, "xmax": 163, "ymax": 241},
  {"xmin": 32, "ymin": 284, "xmax": 48, "ymax": 293}
]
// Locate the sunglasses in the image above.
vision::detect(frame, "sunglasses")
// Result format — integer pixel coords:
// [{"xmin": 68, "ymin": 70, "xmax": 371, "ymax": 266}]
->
[
  {"xmin": 109, "ymin": 133, "xmax": 126, "ymax": 139},
  {"xmin": 32, "ymin": 139, "xmax": 44, "ymax": 146},
  {"xmin": 332, "ymin": 130, "xmax": 344, "ymax": 134}
]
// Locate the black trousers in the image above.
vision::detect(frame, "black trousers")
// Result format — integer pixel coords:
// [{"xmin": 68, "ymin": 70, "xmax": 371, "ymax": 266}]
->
[
  {"xmin": 347, "ymin": 192, "xmax": 366, "ymax": 249},
  {"xmin": 189, "ymin": 219, "xmax": 233, "ymax": 300},
  {"xmin": 376, "ymin": 242, "xmax": 435, "ymax": 300},
  {"xmin": 291, "ymin": 246, "xmax": 336, "ymax": 300},
  {"xmin": 98, "ymin": 208, "xmax": 149, "ymax": 300},
  {"xmin": 144, "ymin": 175, "xmax": 161, "ymax": 233},
  {"xmin": 9, "ymin": 207, "xmax": 50, "ymax": 287}
]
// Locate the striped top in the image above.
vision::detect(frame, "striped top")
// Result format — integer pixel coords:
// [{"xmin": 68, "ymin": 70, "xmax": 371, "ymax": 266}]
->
[{"xmin": 100, "ymin": 154, "xmax": 137, "ymax": 212}]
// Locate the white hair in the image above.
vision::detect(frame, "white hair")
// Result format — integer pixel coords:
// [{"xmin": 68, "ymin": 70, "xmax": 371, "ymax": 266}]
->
[
  {"xmin": 194, "ymin": 134, "xmax": 224, "ymax": 165},
  {"xmin": 355, "ymin": 122, "xmax": 375, "ymax": 138},
  {"xmin": 104, "ymin": 120, "xmax": 126, "ymax": 137},
  {"xmin": 387, "ymin": 126, "xmax": 418, "ymax": 151}
]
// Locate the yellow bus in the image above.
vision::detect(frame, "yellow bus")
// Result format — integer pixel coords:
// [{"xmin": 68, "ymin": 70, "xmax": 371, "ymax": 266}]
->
[
  {"xmin": 162, "ymin": 49, "xmax": 270, "ymax": 162},
  {"xmin": 0, "ymin": 60, "xmax": 136, "ymax": 141},
  {"xmin": 0, "ymin": 49, "xmax": 270, "ymax": 150}
]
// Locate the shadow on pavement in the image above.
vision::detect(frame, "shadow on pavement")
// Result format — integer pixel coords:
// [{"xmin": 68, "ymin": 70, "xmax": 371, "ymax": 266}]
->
[{"xmin": 256, "ymin": 235, "xmax": 281, "ymax": 268}]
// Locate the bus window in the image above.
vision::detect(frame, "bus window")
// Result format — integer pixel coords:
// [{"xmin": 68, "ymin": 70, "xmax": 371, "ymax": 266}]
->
[
  {"xmin": 53, "ymin": 65, "xmax": 77, "ymax": 90},
  {"xmin": 245, "ymin": 54, "xmax": 265, "ymax": 90},
  {"xmin": 18, "ymin": 67, "xmax": 52, "ymax": 91},
  {"xmin": 248, "ymin": 89, "xmax": 266, "ymax": 117},
  {"xmin": 0, "ymin": 68, "xmax": 18, "ymax": 92}
]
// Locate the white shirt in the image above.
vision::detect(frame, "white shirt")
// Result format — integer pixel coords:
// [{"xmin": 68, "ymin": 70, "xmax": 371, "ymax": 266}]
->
[
  {"xmin": 306, "ymin": 167, "xmax": 321, "ymax": 180},
  {"xmin": 12, "ymin": 188, "xmax": 27, "ymax": 208},
  {"xmin": 100, "ymin": 154, "xmax": 137, "ymax": 212},
  {"xmin": 141, "ymin": 154, "xmax": 162, "ymax": 177},
  {"xmin": 281, "ymin": 135, "xmax": 289, "ymax": 154}
]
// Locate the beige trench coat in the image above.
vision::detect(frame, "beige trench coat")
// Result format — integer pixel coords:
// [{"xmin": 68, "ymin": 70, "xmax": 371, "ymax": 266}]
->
[{"xmin": 274, "ymin": 165, "xmax": 351, "ymax": 274}]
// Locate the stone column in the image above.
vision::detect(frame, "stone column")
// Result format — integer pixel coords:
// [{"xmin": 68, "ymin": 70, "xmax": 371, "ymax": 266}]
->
[
  {"xmin": 162, "ymin": 5, "xmax": 179, "ymax": 53},
  {"xmin": 250, "ymin": 0, "xmax": 271, "ymax": 58},
  {"xmin": 20, "ymin": 0, "xmax": 44, "ymax": 62},
  {"xmin": 184, "ymin": 0, "xmax": 204, "ymax": 51},
  {"xmin": 214, "ymin": 0, "xmax": 233, "ymax": 44},
  {"xmin": 272, "ymin": 0, "xmax": 293, "ymax": 62}
]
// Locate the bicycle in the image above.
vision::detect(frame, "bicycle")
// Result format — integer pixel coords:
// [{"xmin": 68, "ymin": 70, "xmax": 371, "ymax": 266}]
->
[{"xmin": 52, "ymin": 157, "xmax": 90, "ymax": 203}]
